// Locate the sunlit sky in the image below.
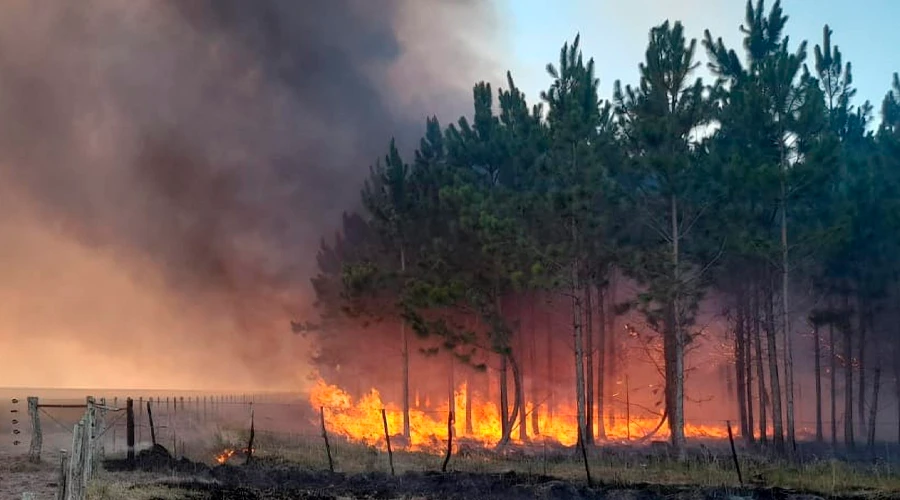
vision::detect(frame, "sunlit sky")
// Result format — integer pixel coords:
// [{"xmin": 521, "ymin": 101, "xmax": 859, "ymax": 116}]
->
[{"xmin": 497, "ymin": 0, "xmax": 900, "ymax": 123}]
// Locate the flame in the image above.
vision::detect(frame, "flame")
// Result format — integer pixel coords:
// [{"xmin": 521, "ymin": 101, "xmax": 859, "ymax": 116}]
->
[
  {"xmin": 215, "ymin": 448, "xmax": 237, "ymax": 464},
  {"xmin": 214, "ymin": 447, "xmax": 254, "ymax": 464},
  {"xmin": 308, "ymin": 378, "xmax": 731, "ymax": 452}
]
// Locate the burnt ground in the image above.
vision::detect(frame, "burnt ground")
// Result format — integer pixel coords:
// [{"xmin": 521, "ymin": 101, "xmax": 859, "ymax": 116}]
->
[{"xmin": 100, "ymin": 445, "xmax": 859, "ymax": 500}]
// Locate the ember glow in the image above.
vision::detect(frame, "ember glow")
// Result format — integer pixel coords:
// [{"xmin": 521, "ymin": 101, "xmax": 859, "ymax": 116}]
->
[
  {"xmin": 215, "ymin": 447, "xmax": 253, "ymax": 464},
  {"xmin": 309, "ymin": 378, "xmax": 730, "ymax": 452}
]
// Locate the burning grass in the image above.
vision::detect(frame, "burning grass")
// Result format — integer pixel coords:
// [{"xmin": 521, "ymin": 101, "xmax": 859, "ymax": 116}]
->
[{"xmin": 308, "ymin": 378, "xmax": 731, "ymax": 453}]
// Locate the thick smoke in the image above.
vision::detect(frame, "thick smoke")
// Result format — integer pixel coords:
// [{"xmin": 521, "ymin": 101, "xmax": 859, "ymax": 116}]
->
[{"xmin": 0, "ymin": 0, "xmax": 503, "ymax": 390}]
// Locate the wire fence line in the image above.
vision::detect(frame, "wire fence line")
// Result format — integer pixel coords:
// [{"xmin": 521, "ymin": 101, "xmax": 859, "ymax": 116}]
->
[{"xmin": 6, "ymin": 393, "xmax": 899, "ymax": 465}]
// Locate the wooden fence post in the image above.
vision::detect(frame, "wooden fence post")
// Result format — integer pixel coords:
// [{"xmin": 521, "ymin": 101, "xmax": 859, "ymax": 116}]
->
[
  {"xmin": 66, "ymin": 420, "xmax": 85, "ymax": 500},
  {"xmin": 27, "ymin": 397, "xmax": 41, "ymax": 463},
  {"xmin": 147, "ymin": 401, "xmax": 157, "ymax": 446},
  {"xmin": 56, "ymin": 449, "xmax": 68, "ymax": 500},
  {"xmin": 84, "ymin": 398, "xmax": 96, "ymax": 483},
  {"xmin": 97, "ymin": 397, "xmax": 107, "ymax": 461},
  {"xmin": 320, "ymin": 407, "xmax": 333, "ymax": 473},
  {"xmin": 126, "ymin": 398, "xmax": 135, "ymax": 467},
  {"xmin": 381, "ymin": 409, "xmax": 394, "ymax": 476},
  {"xmin": 137, "ymin": 397, "xmax": 143, "ymax": 444},
  {"xmin": 245, "ymin": 405, "xmax": 255, "ymax": 465}
]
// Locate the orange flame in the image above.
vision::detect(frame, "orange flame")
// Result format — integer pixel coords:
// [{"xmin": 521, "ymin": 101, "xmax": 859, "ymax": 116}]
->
[
  {"xmin": 214, "ymin": 447, "xmax": 254, "ymax": 464},
  {"xmin": 308, "ymin": 378, "xmax": 730, "ymax": 452}
]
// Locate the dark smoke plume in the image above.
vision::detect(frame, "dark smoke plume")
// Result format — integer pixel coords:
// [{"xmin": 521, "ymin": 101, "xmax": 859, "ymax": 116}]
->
[{"xmin": 0, "ymin": 0, "xmax": 503, "ymax": 390}]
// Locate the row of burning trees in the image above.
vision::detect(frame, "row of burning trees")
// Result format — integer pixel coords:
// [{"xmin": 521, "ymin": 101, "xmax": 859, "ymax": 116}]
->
[{"xmin": 304, "ymin": 2, "xmax": 900, "ymax": 460}]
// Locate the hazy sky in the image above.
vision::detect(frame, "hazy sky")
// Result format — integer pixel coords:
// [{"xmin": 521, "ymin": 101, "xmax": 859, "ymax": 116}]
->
[{"xmin": 498, "ymin": 0, "xmax": 900, "ymax": 121}]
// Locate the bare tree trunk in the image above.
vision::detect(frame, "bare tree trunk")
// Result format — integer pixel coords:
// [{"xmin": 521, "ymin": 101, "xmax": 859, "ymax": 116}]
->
[
  {"xmin": 744, "ymin": 302, "xmax": 755, "ymax": 444},
  {"xmin": 753, "ymin": 282, "xmax": 768, "ymax": 444},
  {"xmin": 780, "ymin": 174, "xmax": 796, "ymax": 453},
  {"xmin": 465, "ymin": 371, "xmax": 473, "ymax": 435},
  {"xmin": 500, "ymin": 352, "xmax": 509, "ymax": 441},
  {"xmin": 857, "ymin": 298, "xmax": 867, "ymax": 440},
  {"xmin": 844, "ymin": 298, "xmax": 855, "ymax": 448},
  {"xmin": 546, "ymin": 297, "xmax": 555, "ymax": 424},
  {"xmin": 596, "ymin": 285, "xmax": 607, "ymax": 440},
  {"xmin": 735, "ymin": 299, "xmax": 749, "ymax": 442},
  {"xmin": 606, "ymin": 271, "xmax": 618, "ymax": 429},
  {"xmin": 766, "ymin": 279, "xmax": 785, "ymax": 453},
  {"xmin": 585, "ymin": 285, "xmax": 595, "ymax": 445},
  {"xmin": 529, "ymin": 292, "xmax": 540, "ymax": 436},
  {"xmin": 497, "ymin": 352, "xmax": 523, "ymax": 448},
  {"xmin": 668, "ymin": 194, "xmax": 686, "ymax": 459},
  {"xmin": 510, "ymin": 353, "xmax": 523, "ymax": 444},
  {"xmin": 449, "ymin": 356, "xmax": 456, "ymax": 432},
  {"xmin": 830, "ymin": 321, "xmax": 837, "ymax": 446},
  {"xmin": 517, "ymin": 302, "xmax": 527, "ymax": 442},
  {"xmin": 400, "ymin": 247, "xmax": 411, "ymax": 440},
  {"xmin": 867, "ymin": 365, "xmax": 881, "ymax": 450},
  {"xmin": 571, "ymin": 258, "xmax": 588, "ymax": 451},
  {"xmin": 814, "ymin": 322, "xmax": 823, "ymax": 443}
]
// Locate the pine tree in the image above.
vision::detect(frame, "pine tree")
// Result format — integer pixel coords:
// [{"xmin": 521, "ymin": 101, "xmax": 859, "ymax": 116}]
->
[{"xmin": 614, "ymin": 20, "xmax": 712, "ymax": 459}]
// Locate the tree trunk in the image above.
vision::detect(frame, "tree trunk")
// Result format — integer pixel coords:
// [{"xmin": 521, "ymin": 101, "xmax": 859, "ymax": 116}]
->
[
  {"xmin": 735, "ymin": 299, "xmax": 749, "ymax": 442},
  {"xmin": 867, "ymin": 365, "xmax": 881, "ymax": 450},
  {"xmin": 766, "ymin": 279, "xmax": 785, "ymax": 453},
  {"xmin": 517, "ymin": 307, "xmax": 528, "ymax": 442},
  {"xmin": 814, "ymin": 322, "xmax": 823, "ymax": 443},
  {"xmin": 606, "ymin": 271, "xmax": 618, "ymax": 429},
  {"xmin": 780, "ymin": 174, "xmax": 796, "ymax": 453},
  {"xmin": 584, "ymin": 285, "xmax": 595, "ymax": 445},
  {"xmin": 744, "ymin": 302, "xmax": 755, "ymax": 444},
  {"xmin": 510, "ymin": 352, "xmax": 523, "ymax": 444},
  {"xmin": 753, "ymin": 283, "xmax": 768, "ymax": 444},
  {"xmin": 529, "ymin": 292, "xmax": 540, "ymax": 436},
  {"xmin": 668, "ymin": 194, "xmax": 686, "ymax": 459},
  {"xmin": 830, "ymin": 321, "xmax": 837, "ymax": 446},
  {"xmin": 400, "ymin": 247, "xmax": 411, "ymax": 440},
  {"xmin": 465, "ymin": 372, "xmax": 473, "ymax": 435},
  {"xmin": 571, "ymin": 259, "xmax": 588, "ymax": 452},
  {"xmin": 857, "ymin": 298, "xmax": 867, "ymax": 440},
  {"xmin": 844, "ymin": 298, "xmax": 855, "ymax": 448},
  {"xmin": 497, "ymin": 352, "xmax": 523, "ymax": 448},
  {"xmin": 448, "ymin": 356, "xmax": 456, "ymax": 439},
  {"xmin": 546, "ymin": 297, "xmax": 555, "ymax": 424},
  {"xmin": 500, "ymin": 353, "xmax": 509, "ymax": 441},
  {"xmin": 596, "ymin": 285, "xmax": 607, "ymax": 440}
]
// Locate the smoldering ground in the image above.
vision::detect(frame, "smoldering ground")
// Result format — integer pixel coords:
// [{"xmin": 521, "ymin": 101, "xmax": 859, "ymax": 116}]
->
[{"xmin": 0, "ymin": 0, "xmax": 505, "ymax": 390}]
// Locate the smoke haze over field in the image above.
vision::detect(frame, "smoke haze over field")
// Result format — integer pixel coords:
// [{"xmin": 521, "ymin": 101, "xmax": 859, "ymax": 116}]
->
[{"xmin": 0, "ymin": 0, "xmax": 505, "ymax": 390}]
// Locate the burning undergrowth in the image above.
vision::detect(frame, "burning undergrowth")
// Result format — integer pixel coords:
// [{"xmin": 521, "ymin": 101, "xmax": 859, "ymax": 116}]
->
[{"xmin": 307, "ymin": 377, "xmax": 733, "ymax": 453}]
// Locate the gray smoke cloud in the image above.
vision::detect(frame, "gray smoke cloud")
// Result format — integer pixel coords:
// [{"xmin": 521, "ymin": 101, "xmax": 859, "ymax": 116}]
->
[{"xmin": 0, "ymin": 0, "xmax": 504, "ymax": 390}]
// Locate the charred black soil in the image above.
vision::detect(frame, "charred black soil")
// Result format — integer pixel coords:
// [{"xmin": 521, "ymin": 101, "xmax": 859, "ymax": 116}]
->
[{"xmin": 101, "ymin": 447, "xmax": 865, "ymax": 500}]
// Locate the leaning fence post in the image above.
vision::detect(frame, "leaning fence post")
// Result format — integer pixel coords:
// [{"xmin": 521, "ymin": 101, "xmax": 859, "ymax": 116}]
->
[
  {"xmin": 381, "ymin": 409, "xmax": 394, "ymax": 476},
  {"xmin": 27, "ymin": 397, "xmax": 41, "ymax": 463},
  {"xmin": 320, "ymin": 407, "xmax": 334, "ymax": 473},
  {"xmin": 56, "ymin": 449, "xmax": 68, "ymax": 500},
  {"xmin": 147, "ymin": 401, "xmax": 157, "ymax": 446},
  {"xmin": 245, "ymin": 405, "xmax": 255, "ymax": 465}
]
